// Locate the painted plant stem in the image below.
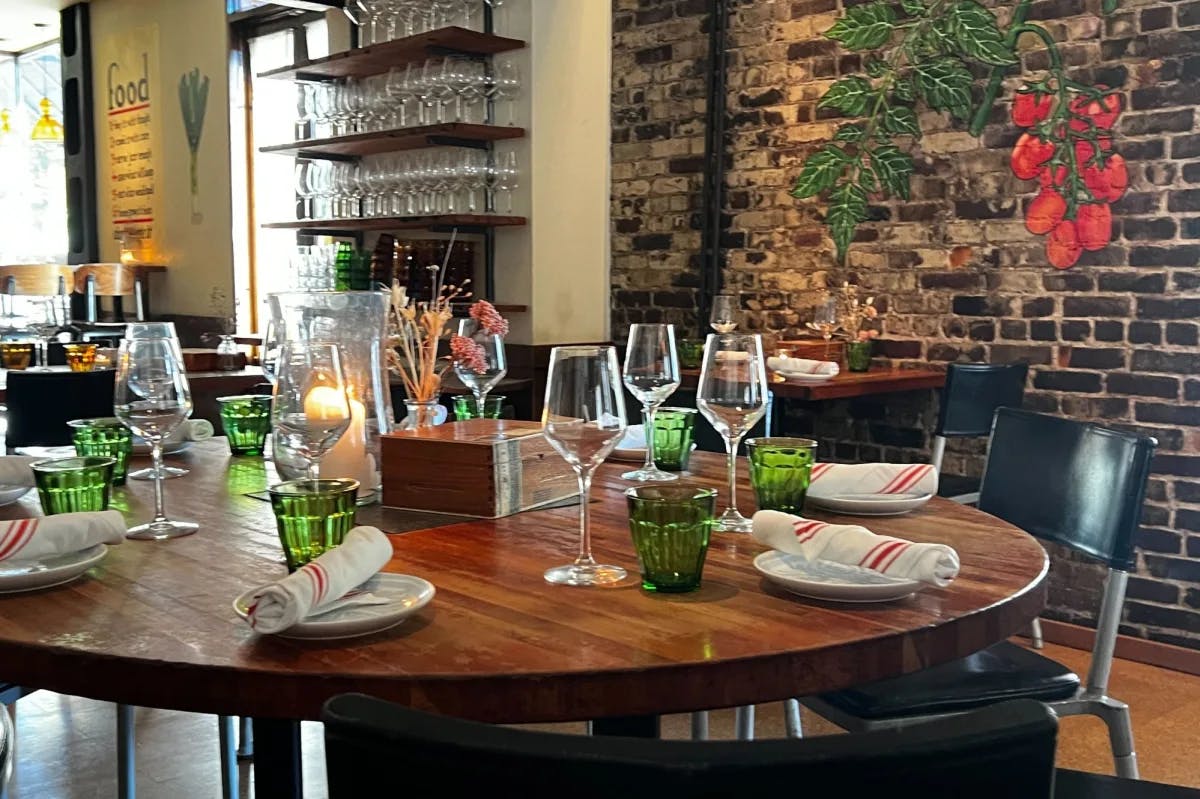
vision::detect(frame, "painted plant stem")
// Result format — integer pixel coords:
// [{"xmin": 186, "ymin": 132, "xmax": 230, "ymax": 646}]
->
[{"xmin": 968, "ymin": 0, "xmax": 1033, "ymax": 137}]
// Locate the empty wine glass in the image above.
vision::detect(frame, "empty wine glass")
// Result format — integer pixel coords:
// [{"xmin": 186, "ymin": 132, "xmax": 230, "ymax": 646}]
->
[
  {"xmin": 114, "ymin": 334, "xmax": 199, "ymax": 540},
  {"xmin": 453, "ymin": 318, "xmax": 507, "ymax": 417},
  {"xmin": 696, "ymin": 334, "xmax": 769, "ymax": 533},
  {"xmin": 260, "ymin": 319, "xmax": 283, "ymax": 385},
  {"xmin": 490, "ymin": 58, "xmax": 521, "ymax": 125},
  {"xmin": 622, "ymin": 324, "xmax": 680, "ymax": 482},
  {"xmin": 709, "ymin": 294, "xmax": 738, "ymax": 333},
  {"xmin": 542, "ymin": 345, "xmax": 628, "ymax": 586},
  {"xmin": 27, "ymin": 298, "xmax": 60, "ymax": 371},
  {"xmin": 489, "ymin": 150, "xmax": 518, "ymax": 213},
  {"xmin": 809, "ymin": 295, "xmax": 840, "ymax": 359},
  {"xmin": 271, "ymin": 341, "xmax": 352, "ymax": 485}
]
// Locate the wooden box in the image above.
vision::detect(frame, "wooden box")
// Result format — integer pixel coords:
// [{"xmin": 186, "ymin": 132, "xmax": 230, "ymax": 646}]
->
[
  {"xmin": 776, "ymin": 338, "xmax": 845, "ymax": 363},
  {"xmin": 380, "ymin": 419, "xmax": 578, "ymax": 518}
]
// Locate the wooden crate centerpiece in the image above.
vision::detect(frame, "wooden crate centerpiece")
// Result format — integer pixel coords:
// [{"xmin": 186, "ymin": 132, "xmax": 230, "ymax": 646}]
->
[{"xmin": 380, "ymin": 419, "xmax": 577, "ymax": 518}]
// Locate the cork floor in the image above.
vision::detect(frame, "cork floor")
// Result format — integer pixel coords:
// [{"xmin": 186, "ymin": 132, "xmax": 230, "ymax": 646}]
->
[{"xmin": 5, "ymin": 641, "xmax": 1199, "ymax": 798}]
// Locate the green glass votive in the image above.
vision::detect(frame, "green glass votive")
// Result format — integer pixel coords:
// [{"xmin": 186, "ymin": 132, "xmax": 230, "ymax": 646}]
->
[
  {"xmin": 268, "ymin": 479, "xmax": 359, "ymax": 572},
  {"xmin": 651, "ymin": 407, "xmax": 697, "ymax": 472},
  {"xmin": 846, "ymin": 339, "xmax": 873, "ymax": 372},
  {"xmin": 452, "ymin": 394, "xmax": 506, "ymax": 421},
  {"xmin": 626, "ymin": 485, "xmax": 716, "ymax": 593},
  {"xmin": 677, "ymin": 338, "xmax": 705, "ymax": 369},
  {"xmin": 67, "ymin": 418, "xmax": 132, "ymax": 485},
  {"xmin": 218, "ymin": 395, "xmax": 273, "ymax": 456},
  {"xmin": 746, "ymin": 437, "xmax": 818, "ymax": 514},
  {"xmin": 31, "ymin": 456, "xmax": 115, "ymax": 515}
]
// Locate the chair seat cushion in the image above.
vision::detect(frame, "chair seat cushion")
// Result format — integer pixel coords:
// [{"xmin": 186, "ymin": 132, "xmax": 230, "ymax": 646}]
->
[
  {"xmin": 937, "ymin": 473, "xmax": 981, "ymax": 499},
  {"xmin": 818, "ymin": 641, "xmax": 1080, "ymax": 719},
  {"xmin": 1055, "ymin": 769, "xmax": 1200, "ymax": 798}
]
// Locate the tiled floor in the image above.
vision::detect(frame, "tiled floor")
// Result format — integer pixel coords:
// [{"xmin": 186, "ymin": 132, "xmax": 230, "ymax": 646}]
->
[{"xmin": 6, "ymin": 641, "xmax": 1199, "ymax": 798}]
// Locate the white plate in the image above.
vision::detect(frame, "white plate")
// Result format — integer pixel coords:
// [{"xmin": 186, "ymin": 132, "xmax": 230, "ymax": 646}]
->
[
  {"xmin": 773, "ymin": 371, "xmax": 836, "ymax": 384},
  {"xmin": 805, "ymin": 492, "xmax": 933, "ymax": 516},
  {"xmin": 14, "ymin": 446, "xmax": 77, "ymax": 459},
  {"xmin": 610, "ymin": 425, "xmax": 647, "ymax": 462},
  {"xmin": 753, "ymin": 550, "xmax": 922, "ymax": 603},
  {"xmin": 0, "ymin": 544, "xmax": 108, "ymax": 594},
  {"xmin": 131, "ymin": 440, "xmax": 191, "ymax": 456},
  {"xmin": 0, "ymin": 486, "xmax": 31, "ymax": 507},
  {"xmin": 233, "ymin": 572, "xmax": 435, "ymax": 641}
]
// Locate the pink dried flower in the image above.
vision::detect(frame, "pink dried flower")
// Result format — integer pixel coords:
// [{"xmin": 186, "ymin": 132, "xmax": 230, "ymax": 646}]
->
[
  {"xmin": 450, "ymin": 335, "xmax": 489, "ymax": 374},
  {"xmin": 469, "ymin": 300, "xmax": 509, "ymax": 337}
]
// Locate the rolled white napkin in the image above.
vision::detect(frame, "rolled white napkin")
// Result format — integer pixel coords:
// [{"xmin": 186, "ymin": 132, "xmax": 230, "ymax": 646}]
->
[
  {"xmin": 182, "ymin": 419, "xmax": 215, "ymax": 441},
  {"xmin": 767, "ymin": 356, "xmax": 839, "ymax": 376},
  {"xmin": 245, "ymin": 526, "xmax": 394, "ymax": 634},
  {"xmin": 617, "ymin": 424, "xmax": 646, "ymax": 450},
  {"xmin": 809, "ymin": 462, "xmax": 938, "ymax": 496},
  {"xmin": 0, "ymin": 456, "xmax": 39, "ymax": 488},
  {"xmin": 752, "ymin": 509, "xmax": 959, "ymax": 586},
  {"xmin": 0, "ymin": 510, "xmax": 126, "ymax": 563}
]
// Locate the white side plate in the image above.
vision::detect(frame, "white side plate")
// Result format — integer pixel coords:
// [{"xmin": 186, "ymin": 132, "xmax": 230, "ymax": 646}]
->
[
  {"xmin": 234, "ymin": 573, "xmax": 436, "ymax": 640},
  {"xmin": 0, "ymin": 544, "xmax": 108, "ymax": 594},
  {"xmin": 753, "ymin": 550, "xmax": 922, "ymax": 603},
  {"xmin": 0, "ymin": 486, "xmax": 31, "ymax": 507},
  {"xmin": 805, "ymin": 492, "xmax": 933, "ymax": 516}
]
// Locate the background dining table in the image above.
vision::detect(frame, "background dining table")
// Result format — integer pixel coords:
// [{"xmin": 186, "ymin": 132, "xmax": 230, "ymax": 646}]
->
[{"xmin": 0, "ymin": 437, "xmax": 1047, "ymax": 798}]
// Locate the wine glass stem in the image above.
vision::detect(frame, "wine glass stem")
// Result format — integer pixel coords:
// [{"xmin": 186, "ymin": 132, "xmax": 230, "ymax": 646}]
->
[
  {"xmin": 150, "ymin": 441, "xmax": 169, "ymax": 524},
  {"xmin": 307, "ymin": 459, "xmax": 321, "ymax": 489},
  {"xmin": 474, "ymin": 389, "xmax": 487, "ymax": 417},
  {"xmin": 725, "ymin": 434, "xmax": 741, "ymax": 514},
  {"xmin": 574, "ymin": 468, "xmax": 596, "ymax": 568},
  {"xmin": 642, "ymin": 403, "xmax": 658, "ymax": 472}
]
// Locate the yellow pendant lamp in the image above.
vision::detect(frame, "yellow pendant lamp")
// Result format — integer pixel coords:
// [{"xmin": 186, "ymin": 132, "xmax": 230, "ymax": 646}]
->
[{"xmin": 30, "ymin": 97, "xmax": 63, "ymax": 142}]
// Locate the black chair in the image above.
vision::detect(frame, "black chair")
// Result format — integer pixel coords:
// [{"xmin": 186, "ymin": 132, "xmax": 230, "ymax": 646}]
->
[
  {"xmin": 4, "ymin": 369, "xmax": 116, "ymax": 448},
  {"xmin": 323, "ymin": 694, "xmax": 1057, "ymax": 798},
  {"xmin": 931, "ymin": 361, "xmax": 1028, "ymax": 504},
  {"xmin": 1056, "ymin": 770, "xmax": 1200, "ymax": 798},
  {"xmin": 800, "ymin": 409, "xmax": 1156, "ymax": 780}
]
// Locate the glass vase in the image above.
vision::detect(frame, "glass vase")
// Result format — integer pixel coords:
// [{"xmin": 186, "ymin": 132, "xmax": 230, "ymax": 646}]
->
[{"xmin": 400, "ymin": 399, "xmax": 447, "ymax": 430}]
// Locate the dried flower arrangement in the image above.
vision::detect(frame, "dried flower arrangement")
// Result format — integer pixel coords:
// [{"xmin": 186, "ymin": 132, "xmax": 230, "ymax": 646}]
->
[{"xmin": 837, "ymin": 282, "xmax": 880, "ymax": 342}]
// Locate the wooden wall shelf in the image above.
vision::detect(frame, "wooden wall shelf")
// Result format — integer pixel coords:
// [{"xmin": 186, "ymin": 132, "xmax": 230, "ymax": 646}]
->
[
  {"xmin": 262, "ymin": 214, "xmax": 526, "ymax": 234},
  {"xmin": 258, "ymin": 27, "xmax": 526, "ymax": 82},
  {"xmin": 262, "ymin": 123, "xmax": 525, "ymax": 159}
]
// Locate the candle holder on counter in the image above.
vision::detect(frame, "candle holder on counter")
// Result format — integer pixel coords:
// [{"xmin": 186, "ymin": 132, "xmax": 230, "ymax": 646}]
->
[{"xmin": 267, "ymin": 291, "xmax": 395, "ymax": 505}]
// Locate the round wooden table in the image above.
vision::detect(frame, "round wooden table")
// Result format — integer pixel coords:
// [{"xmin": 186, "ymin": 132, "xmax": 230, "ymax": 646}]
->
[{"xmin": 0, "ymin": 439, "xmax": 1047, "ymax": 796}]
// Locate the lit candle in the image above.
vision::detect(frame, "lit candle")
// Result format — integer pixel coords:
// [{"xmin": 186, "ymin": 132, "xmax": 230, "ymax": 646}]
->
[
  {"xmin": 303, "ymin": 385, "xmax": 349, "ymax": 419},
  {"xmin": 315, "ymin": 395, "xmax": 375, "ymax": 492}
]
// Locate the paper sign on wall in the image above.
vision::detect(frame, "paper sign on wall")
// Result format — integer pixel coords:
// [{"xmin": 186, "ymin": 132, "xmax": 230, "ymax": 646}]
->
[{"xmin": 98, "ymin": 24, "xmax": 163, "ymax": 261}]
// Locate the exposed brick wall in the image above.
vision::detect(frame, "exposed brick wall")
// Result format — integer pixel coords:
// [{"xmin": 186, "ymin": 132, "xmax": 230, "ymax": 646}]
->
[{"xmin": 611, "ymin": 0, "xmax": 1200, "ymax": 648}]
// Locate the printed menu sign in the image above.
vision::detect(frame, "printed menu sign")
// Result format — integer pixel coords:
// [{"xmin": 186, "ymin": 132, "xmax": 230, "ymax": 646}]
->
[{"xmin": 98, "ymin": 24, "xmax": 162, "ymax": 257}]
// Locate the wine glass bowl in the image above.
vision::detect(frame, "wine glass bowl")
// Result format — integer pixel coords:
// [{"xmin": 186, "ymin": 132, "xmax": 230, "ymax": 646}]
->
[
  {"xmin": 709, "ymin": 294, "xmax": 738, "ymax": 334},
  {"xmin": 621, "ymin": 324, "xmax": 680, "ymax": 483},
  {"xmin": 452, "ymin": 319, "xmax": 507, "ymax": 418},
  {"xmin": 270, "ymin": 341, "xmax": 353, "ymax": 484}
]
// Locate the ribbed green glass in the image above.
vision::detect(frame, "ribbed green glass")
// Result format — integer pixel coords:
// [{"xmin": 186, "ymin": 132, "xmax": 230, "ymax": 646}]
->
[
  {"xmin": 651, "ymin": 407, "xmax": 697, "ymax": 472},
  {"xmin": 846, "ymin": 340, "xmax": 872, "ymax": 372},
  {"xmin": 676, "ymin": 338, "xmax": 705, "ymax": 369},
  {"xmin": 746, "ymin": 437, "xmax": 818, "ymax": 514},
  {"xmin": 32, "ymin": 456, "xmax": 115, "ymax": 515},
  {"xmin": 268, "ymin": 479, "xmax": 359, "ymax": 571},
  {"xmin": 68, "ymin": 418, "xmax": 132, "ymax": 485},
  {"xmin": 626, "ymin": 485, "xmax": 716, "ymax": 593},
  {"xmin": 452, "ymin": 394, "xmax": 505, "ymax": 420},
  {"xmin": 218, "ymin": 395, "xmax": 273, "ymax": 456}
]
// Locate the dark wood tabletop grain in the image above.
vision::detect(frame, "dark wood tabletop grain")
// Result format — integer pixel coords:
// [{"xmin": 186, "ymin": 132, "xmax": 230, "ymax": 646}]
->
[{"xmin": 0, "ymin": 438, "xmax": 1046, "ymax": 723}]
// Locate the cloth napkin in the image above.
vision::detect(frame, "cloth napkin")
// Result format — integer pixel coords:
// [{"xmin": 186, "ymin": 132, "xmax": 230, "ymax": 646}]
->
[
  {"xmin": 0, "ymin": 510, "xmax": 126, "ymax": 563},
  {"xmin": 767, "ymin": 356, "xmax": 840, "ymax": 376},
  {"xmin": 182, "ymin": 419, "xmax": 215, "ymax": 441},
  {"xmin": 752, "ymin": 509, "xmax": 959, "ymax": 587},
  {"xmin": 245, "ymin": 526, "xmax": 394, "ymax": 634},
  {"xmin": 809, "ymin": 462, "xmax": 938, "ymax": 496},
  {"xmin": 0, "ymin": 456, "xmax": 39, "ymax": 488},
  {"xmin": 617, "ymin": 424, "xmax": 646, "ymax": 450}
]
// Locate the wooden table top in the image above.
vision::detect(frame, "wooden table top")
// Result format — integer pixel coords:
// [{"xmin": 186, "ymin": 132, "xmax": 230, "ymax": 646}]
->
[
  {"xmin": 681, "ymin": 367, "xmax": 946, "ymax": 401},
  {"xmin": 0, "ymin": 439, "xmax": 1046, "ymax": 723}
]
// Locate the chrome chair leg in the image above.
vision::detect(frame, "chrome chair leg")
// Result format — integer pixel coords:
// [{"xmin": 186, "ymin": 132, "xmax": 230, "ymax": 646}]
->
[
  {"xmin": 689, "ymin": 711, "xmax": 708, "ymax": 741},
  {"xmin": 117, "ymin": 703, "xmax": 135, "ymax": 799},
  {"xmin": 218, "ymin": 715, "xmax": 239, "ymax": 799},
  {"xmin": 237, "ymin": 716, "xmax": 254, "ymax": 758},
  {"xmin": 1106, "ymin": 702, "xmax": 1139, "ymax": 779},
  {"xmin": 1031, "ymin": 618, "xmax": 1044, "ymax": 650},
  {"xmin": 784, "ymin": 698, "xmax": 803, "ymax": 738},
  {"xmin": 734, "ymin": 705, "xmax": 754, "ymax": 740}
]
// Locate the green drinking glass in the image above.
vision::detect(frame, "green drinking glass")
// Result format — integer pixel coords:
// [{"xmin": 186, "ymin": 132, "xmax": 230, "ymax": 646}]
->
[
  {"xmin": 626, "ymin": 485, "xmax": 716, "ymax": 593},
  {"xmin": 31, "ymin": 456, "xmax": 116, "ymax": 515},
  {"xmin": 677, "ymin": 338, "xmax": 705, "ymax": 369},
  {"xmin": 745, "ymin": 437, "xmax": 818, "ymax": 514},
  {"xmin": 218, "ymin": 395, "xmax": 274, "ymax": 456},
  {"xmin": 67, "ymin": 418, "xmax": 133, "ymax": 485},
  {"xmin": 651, "ymin": 407, "xmax": 697, "ymax": 472},
  {"xmin": 268, "ymin": 479, "xmax": 359, "ymax": 571},
  {"xmin": 846, "ymin": 339, "xmax": 873, "ymax": 372},
  {"xmin": 452, "ymin": 394, "xmax": 506, "ymax": 420}
]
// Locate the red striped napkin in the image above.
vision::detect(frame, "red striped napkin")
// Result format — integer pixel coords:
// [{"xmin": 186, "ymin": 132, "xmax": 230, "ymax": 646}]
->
[
  {"xmin": 0, "ymin": 511, "xmax": 125, "ymax": 563},
  {"xmin": 752, "ymin": 509, "xmax": 959, "ymax": 586},
  {"xmin": 244, "ymin": 526, "xmax": 394, "ymax": 634},
  {"xmin": 809, "ymin": 462, "xmax": 938, "ymax": 496}
]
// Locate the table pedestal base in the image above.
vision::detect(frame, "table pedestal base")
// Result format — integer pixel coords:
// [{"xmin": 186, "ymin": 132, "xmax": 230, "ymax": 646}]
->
[{"xmin": 252, "ymin": 718, "xmax": 303, "ymax": 799}]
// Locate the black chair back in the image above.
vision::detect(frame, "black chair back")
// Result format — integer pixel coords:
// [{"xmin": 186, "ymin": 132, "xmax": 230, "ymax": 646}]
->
[
  {"xmin": 323, "ymin": 694, "xmax": 1057, "ymax": 798},
  {"xmin": 5, "ymin": 369, "xmax": 117, "ymax": 448},
  {"xmin": 936, "ymin": 362, "xmax": 1028, "ymax": 437},
  {"xmin": 979, "ymin": 408, "xmax": 1156, "ymax": 570}
]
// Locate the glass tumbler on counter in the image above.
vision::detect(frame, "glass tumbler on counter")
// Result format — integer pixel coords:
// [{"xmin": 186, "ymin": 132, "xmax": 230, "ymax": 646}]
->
[
  {"xmin": 452, "ymin": 394, "xmax": 505, "ymax": 420},
  {"xmin": 650, "ymin": 407, "xmax": 697, "ymax": 472},
  {"xmin": 32, "ymin": 456, "xmax": 115, "ymax": 514},
  {"xmin": 218, "ymin": 395, "xmax": 274, "ymax": 456},
  {"xmin": 64, "ymin": 343, "xmax": 98, "ymax": 372},
  {"xmin": 746, "ymin": 437, "xmax": 818, "ymax": 514},
  {"xmin": 0, "ymin": 343, "xmax": 33, "ymax": 370},
  {"xmin": 626, "ymin": 485, "xmax": 716, "ymax": 593},
  {"xmin": 269, "ymin": 478, "xmax": 359, "ymax": 571},
  {"xmin": 68, "ymin": 418, "xmax": 133, "ymax": 485}
]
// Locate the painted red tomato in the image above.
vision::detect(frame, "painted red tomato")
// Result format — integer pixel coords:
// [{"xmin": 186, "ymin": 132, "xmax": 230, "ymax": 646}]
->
[
  {"xmin": 1076, "ymin": 203, "xmax": 1113, "ymax": 251},
  {"xmin": 1083, "ymin": 153, "xmax": 1128, "ymax": 203},
  {"xmin": 1012, "ymin": 88, "xmax": 1054, "ymax": 128},
  {"xmin": 1039, "ymin": 164, "xmax": 1068, "ymax": 189},
  {"xmin": 1069, "ymin": 89, "xmax": 1122, "ymax": 132},
  {"xmin": 1046, "ymin": 220, "xmax": 1082, "ymax": 269},
  {"xmin": 1011, "ymin": 133, "xmax": 1056, "ymax": 180},
  {"xmin": 1075, "ymin": 136, "xmax": 1113, "ymax": 167},
  {"xmin": 1025, "ymin": 188, "xmax": 1067, "ymax": 235}
]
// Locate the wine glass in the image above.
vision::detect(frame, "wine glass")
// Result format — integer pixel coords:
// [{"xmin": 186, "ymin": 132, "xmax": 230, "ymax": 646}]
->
[
  {"xmin": 28, "ymin": 298, "xmax": 61, "ymax": 371},
  {"xmin": 260, "ymin": 319, "xmax": 283, "ymax": 385},
  {"xmin": 621, "ymin": 324, "xmax": 680, "ymax": 482},
  {"xmin": 810, "ymin": 295, "xmax": 840, "ymax": 359},
  {"xmin": 709, "ymin": 294, "xmax": 738, "ymax": 333},
  {"xmin": 541, "ymin": 345, "xmax": 628, "ymax": 586},
  {"xmin": 113, "ymin": 335, "xmax": 199, "ymax": 540},
  {"xmin": 453, "ymin": 318, "xmax": 507, "ymax": 418},
  {"xmin": 696, "ymin": 334, "xmax": 769, "ymax": 533},
  {"xmin": 270, "ymin": 341, "xmax": 352, "ymax": 485}
]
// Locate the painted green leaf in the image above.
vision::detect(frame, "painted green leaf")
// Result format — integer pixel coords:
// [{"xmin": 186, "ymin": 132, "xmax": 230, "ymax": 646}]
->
[
  {"xmin": 883, "ymin": 105, "xmax": 921, "ymax": 137},
  {"xmin": 828, "ymin": 181, "xmax": 869, "ymax": 261},
  {"xmin": 833, "ymin": 123, "xmax": 867, "ymax": 142},
  {"xmin": 792, "ymin": 144, "xmax": 852, "ymax": 199},
  {"xmin": 948, "ymin": 1, "xmax": 1018, "ymax": 66},
  {"xmin": 864, "ymin": 56, "xmax": 887, "ymax": 78},
  {"xmin": 870, "ymin": 144, "xmax": 914, "ymax": 200},
  {"xmin": 826, "ymin": 2, "xmax": 896, "ymax": 51},
  {"xmin": 915, "ymin": 57, "xmax": 974, "ymax": 119},
  {"xmin": 818, "ymin": 76, "xmax": 875, "ymax": 116},
  {"xmin": 892, "ymin": 76, "xmax": 916, "ymax": 103},
  {"xmin": 900, "ymin": 0, "xmax": 926, "ymax": 15}
]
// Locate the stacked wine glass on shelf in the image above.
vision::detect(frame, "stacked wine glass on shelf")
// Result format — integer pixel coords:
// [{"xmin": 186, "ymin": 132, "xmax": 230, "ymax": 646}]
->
[
  {"xmin": 293, "ymin": 148, "xmax": 519, "ymax": 220},
  {"xmin": 347, "ymin": 0, "xmax": 511, "ymax": 45},
  {"xmin": 294, "ymin": 57, "xmax": 521, "ymax": 140}
]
